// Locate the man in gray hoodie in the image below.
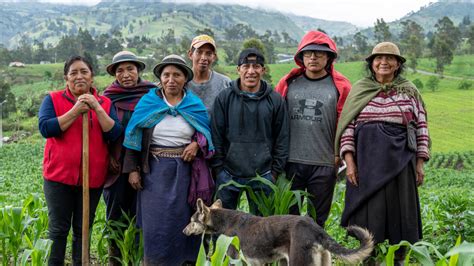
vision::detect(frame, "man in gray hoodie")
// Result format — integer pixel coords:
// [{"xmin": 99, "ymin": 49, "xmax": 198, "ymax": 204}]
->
[{"xmin": 211, "ymin": 48, "xmax": 289, "ymax": 214}]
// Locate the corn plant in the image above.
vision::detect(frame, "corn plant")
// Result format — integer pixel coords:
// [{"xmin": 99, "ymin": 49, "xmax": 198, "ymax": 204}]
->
[
  {"xmin": 19, "ymin": 238, "xmax": 52, "ymax": 266},
  {"xmin": 0, "ymin": 205, "xmax": 39, "ymax": 265},
  {"xmin": 196, "ymin": 233, "xmax": 245, "ymax": 266},
  {"xmin": 98, "ymin": 212, "xmax": 144, "ymax": 265},
  {"xmin": 216, "ymin": 175, "xmax": 309, "ymax": 217},
  {"xmin": 382, "ymin": 236, "xmax": 474, "ymax": 266}
]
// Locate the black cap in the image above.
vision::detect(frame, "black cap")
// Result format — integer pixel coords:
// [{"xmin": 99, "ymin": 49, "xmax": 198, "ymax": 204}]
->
[{"xmin": 237, "ymin": 48, "xmax": 265, "ymax": 66}]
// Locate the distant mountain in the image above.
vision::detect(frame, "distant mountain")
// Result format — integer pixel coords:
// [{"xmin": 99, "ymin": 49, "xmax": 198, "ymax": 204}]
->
[
  {"xmin": 0, "ymin": 0, "xmax": 472, "ymax": 49},
  {"xmin": 0, "ymin": 1, "xmax": 358, "ymax": 48},
  {"xmin": 286, "ymin": 14, "xmax": 359, "ymax": 38},
  {"xmin": 354, "ymin": 1, "xmax": 474, "ymax": 41}
]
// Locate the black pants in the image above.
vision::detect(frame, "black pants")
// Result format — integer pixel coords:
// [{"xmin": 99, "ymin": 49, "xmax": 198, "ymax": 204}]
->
[
  {"xmin": 43, "ymin": 179, "xmax": 102, "ymax": 266},
  {"xmin": 103, "ymin": 173, "xmax": 137, "ymax": 223},
  {"xmin": 286, "ymin": 162, "xmax": 336, "ymax": 227}
]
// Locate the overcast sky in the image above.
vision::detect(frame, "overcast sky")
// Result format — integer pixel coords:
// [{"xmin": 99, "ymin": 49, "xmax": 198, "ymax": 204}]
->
[{"xmin": 38, "ymin": 0, "xmax": 436, "ymax": 27}]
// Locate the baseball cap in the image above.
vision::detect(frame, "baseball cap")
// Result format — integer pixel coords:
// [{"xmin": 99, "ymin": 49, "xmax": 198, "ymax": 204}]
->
[
  {"xmin": 190, "ymin": 34, "xmax": 216, "ymax": 51},
  {"xmin": 237, "ymin": 48, "xmax": 265, "ymax": 66}
]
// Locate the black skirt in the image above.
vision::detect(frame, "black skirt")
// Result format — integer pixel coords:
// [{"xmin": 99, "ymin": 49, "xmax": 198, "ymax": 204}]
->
[{"xmin": 342, "ymin": 122, "xmax": 422, "ymax": 244}]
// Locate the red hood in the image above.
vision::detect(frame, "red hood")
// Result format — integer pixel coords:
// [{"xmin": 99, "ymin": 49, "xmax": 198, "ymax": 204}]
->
[
  {"xmin": 294, "ymin": 31, "xmax": 338, "ymax": 68},
  {"xmin": 275, "ymin": 31, "xmax": 351, "ymax": 123}
]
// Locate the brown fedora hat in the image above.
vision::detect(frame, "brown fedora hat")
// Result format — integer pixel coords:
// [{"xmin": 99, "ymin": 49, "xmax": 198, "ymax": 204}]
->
[{"xmin": 365, "ymin": 42, "xmax": 406, "ymax": 63}]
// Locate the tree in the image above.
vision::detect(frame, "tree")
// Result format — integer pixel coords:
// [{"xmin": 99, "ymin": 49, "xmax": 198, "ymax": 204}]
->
[
  {"xmin": 412, "ymin": 79, "xmax": 424, "ymax": 91},
  {"xmin": 242, "ymin": 38, "xmax": 272, "ymax": 84},
  {"xmin": 272, "ymin": 30, "xmax": 281, "ymax": 43},
  {"xmin": 0, "ymin": 46, "xmax": 12, "ymax": 66},
  {"xmin": 281, "ymin": 31, "xmax": 296, "ymax": 46},
  {"xmin": 55, "ymin": 35, "xmax": 78, "ymax": 61},
  {"xmin": 225, "ymin": 24, "xmax": 258, "ymax": 41},
  {"xmin": 15, "ymin": 35, "xmax": 33, "ymax": 63},
  {"xmin": 77, "ymin": 28, "xmax": 95, "ymax": 56},
  {"xmin": 195, "ymin": 28, "xmax": 215, "ymax": 37},
  {"xmin": 106, "ymin": 38, "xmax": 123, "ymax": 56},
  {"xmin": 468, "ymin": 25, "xmax": 474, "ymax": 54},
  {"xmin": 353, "ymin": 31, "xmax": 369, "ymax": 56},
  {"xmin": 426, "ymin": 76, "xmax": 440, "ymax": 92},
  {"xmin": 223, "ymin": 43, "xmax": 240, "ymax": 65},
  {"xmin": 374, "ymin": 18, "xmax": 392, "ymax": 43},
  {"xmin": 431, "ymin": 17, "xmax": 461, "ymax": 75},
  {"xmin": 0, "ymin": 81, "xmax": 16, "ymax": 118},
  {"xmin": 33, "ymin": 41, "xmax": 51, "ymax": 63},
  {"xmin": 399, "ymin": 20, "xmax": 424, "ymax": 72},
  {"xmin": 333, "ymin": 36, "xmax": 344, "ymax": 47}
]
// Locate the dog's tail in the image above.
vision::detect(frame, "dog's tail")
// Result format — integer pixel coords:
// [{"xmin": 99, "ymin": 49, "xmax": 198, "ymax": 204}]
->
[{"xmin": 322, "ymin": 226, "xmax": 374, "ymax": 264}]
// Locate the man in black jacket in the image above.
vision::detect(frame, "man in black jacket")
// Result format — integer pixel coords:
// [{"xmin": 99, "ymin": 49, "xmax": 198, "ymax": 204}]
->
[{"xmin": 211, "ymin": 48, "xmax": 289, "ymax": 214}]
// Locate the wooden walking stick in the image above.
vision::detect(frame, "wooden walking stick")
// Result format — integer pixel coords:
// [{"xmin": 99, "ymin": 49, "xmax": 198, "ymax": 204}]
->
[{"xmin": 82, "ymin": 112, "xmax": 90, "ymax": 264}]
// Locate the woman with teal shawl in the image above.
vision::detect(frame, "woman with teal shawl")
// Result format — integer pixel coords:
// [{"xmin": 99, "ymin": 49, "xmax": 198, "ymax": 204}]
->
[
  {"xmin": 122, "ymin": 55, "xmax": 213, "ymax": 265},
  {"xmin": 335, "ymin": 42, "xmax": 430, "ymax": 265}
]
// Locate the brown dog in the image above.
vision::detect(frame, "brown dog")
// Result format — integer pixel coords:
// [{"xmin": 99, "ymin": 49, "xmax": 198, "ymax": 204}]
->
[{"xmin": 183, "ymin": 199, "xmax": 374, "ymax": 266}]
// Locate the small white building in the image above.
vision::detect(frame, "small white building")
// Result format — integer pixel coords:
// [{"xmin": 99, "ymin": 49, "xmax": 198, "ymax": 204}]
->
[{"xmin": 9, "ymin": 62, "xmax": 25, "ymax": 67}]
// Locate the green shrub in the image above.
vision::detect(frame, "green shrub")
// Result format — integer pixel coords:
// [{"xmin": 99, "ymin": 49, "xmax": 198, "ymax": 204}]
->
[
  {"xmin": 427, "ymin": 76, "xmax": 440, "ymax": 92},
  {"xmin": 457, "ymin": 79, "xmax": 473, "ymax": 90},
  {"xmin": 412, "ymin": 78, "xmax": 424, "ymax": 90}
]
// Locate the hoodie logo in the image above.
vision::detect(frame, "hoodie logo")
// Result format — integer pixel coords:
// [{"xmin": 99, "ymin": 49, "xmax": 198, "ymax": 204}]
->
[{"xmin": 291, "ymin": 99, "xmax": 323, "ymax": 122}]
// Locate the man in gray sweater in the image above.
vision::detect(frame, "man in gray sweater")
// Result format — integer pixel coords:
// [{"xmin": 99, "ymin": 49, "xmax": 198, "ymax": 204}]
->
[{"xmin": 187, "ymin": 34, "xmax": 230, "ymax": 114}]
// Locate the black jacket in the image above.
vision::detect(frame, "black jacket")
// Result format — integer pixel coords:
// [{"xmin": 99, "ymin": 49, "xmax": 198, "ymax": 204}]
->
[{"xmin": 211, "ymin": 79, "xmax": 289, "ymax": 177}]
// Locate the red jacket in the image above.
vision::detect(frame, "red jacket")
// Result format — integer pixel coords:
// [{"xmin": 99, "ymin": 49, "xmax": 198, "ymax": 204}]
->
[
  {"xmin": 275, "ymin": 31, "xmax": 351, "ymax": 121},
  {"xmin": 43, "ymin": 88, "xmax": 112, "ymax": 188}
]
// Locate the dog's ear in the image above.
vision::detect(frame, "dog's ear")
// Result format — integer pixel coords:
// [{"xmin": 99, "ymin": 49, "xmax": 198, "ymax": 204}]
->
[
  {"xmin": 196, "ymin": 198, "xmax": 205, "ymax": 213},
  {"xmin": 210, "ymin": 199, "xmax": 223, "ymax": 209}
]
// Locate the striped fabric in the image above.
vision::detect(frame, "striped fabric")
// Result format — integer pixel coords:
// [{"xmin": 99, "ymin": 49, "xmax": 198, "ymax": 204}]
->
[{"xmin": 340, "ymin": 90, "xmax": 430, "ymax": 159}]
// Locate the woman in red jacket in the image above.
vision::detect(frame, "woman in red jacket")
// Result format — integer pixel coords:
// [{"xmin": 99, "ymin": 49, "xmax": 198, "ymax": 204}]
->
[{"xmin": 38, "ymin": 55, "xmax": 122, "ymax": 265}]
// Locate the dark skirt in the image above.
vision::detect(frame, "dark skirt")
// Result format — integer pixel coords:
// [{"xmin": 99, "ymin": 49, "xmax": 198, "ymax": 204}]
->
[
  {"xmin": 137, "ymin": 155, "xmax": 200, "ymax": 265},
  {"xmin": 341, "ymin": 122, "xmax": 422, "ymax": 244}
]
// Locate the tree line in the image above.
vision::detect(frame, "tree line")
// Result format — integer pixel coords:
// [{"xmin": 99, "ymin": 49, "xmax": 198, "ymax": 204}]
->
[{"xmin": 0, "ymin": 15, "xmax": 473, "ymax": 77}]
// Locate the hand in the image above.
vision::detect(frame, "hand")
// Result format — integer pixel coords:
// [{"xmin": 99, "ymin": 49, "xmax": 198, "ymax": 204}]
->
[
  {"xmin": 416, "ymin": 158, "xmax": 425, "ymax": 186},
  {"xmin": 77, "ymin": 93, "xmax": 100, "ymax": 111},
  {"xmin": 108, "ymin": 157, "xmax": 121, "ymax": 175},
  {"xmin": 71, "ymin": 99, "xmax": 90, "ymax": 116},
  {"xmin": 182, "ymin": 141, "xmax": 199, "ymax": 162},
  {"xmin": 128, "ymin": 171, "xmax": 143, "ymax": 190},
  {"xmin": 344, "ymin": 152, "xmax": 358, "ymax": 187},
  {"xmin": 334, "ymin": 156, "xmax": 342, "ymax": 168},
  {"xmin": 271, "ymin": 171, "xmax": 278, "ymax": 183}
]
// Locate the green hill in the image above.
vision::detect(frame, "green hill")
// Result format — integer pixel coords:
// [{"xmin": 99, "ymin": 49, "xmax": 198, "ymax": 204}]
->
[
  {"xmin": 355, "ymin": 1, "xmax": 474, "ymax": 41},
  {"xmin": 0, "ymin": 1, "xmax": 352, "ymax": 49}
]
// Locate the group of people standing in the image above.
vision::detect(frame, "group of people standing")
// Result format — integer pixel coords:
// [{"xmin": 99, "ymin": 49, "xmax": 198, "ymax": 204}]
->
[{"xmin": 39, "ymin": 30, "xmax": 429, "ymax": 266}]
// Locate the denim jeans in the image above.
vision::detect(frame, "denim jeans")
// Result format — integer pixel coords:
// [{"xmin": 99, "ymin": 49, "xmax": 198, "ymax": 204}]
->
[
  {"xmin": 215, "ymin": 170, "xmax": 273, "ymax": 215},
  {"xmin": 43, "ymin": 179, "xmax": 102, "ymax": 266}
]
